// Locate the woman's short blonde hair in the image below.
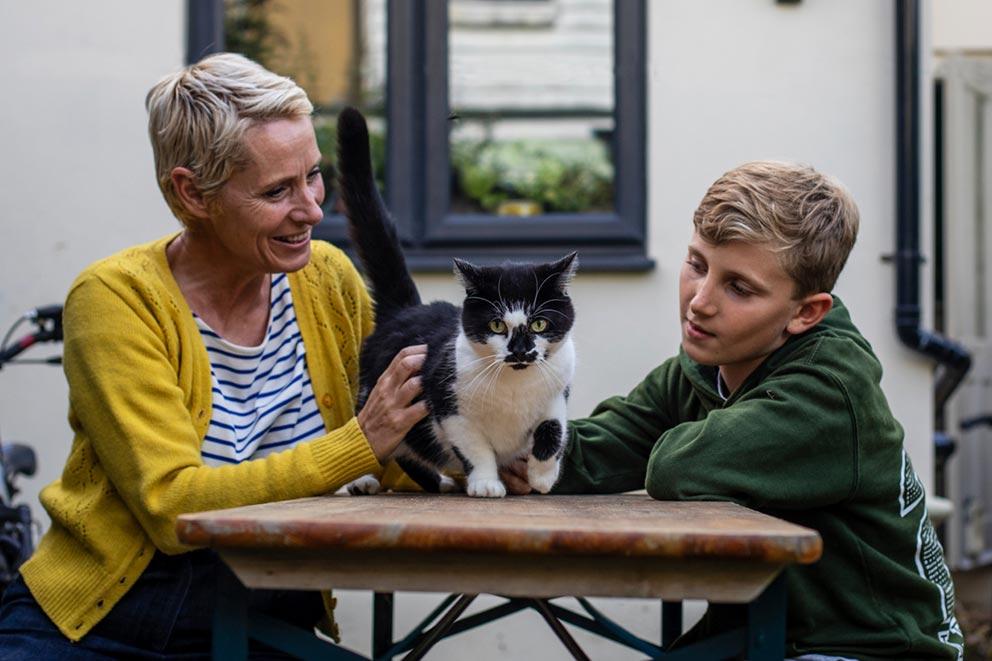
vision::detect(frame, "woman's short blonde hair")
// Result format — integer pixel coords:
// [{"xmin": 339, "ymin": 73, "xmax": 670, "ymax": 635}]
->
[
  {"xmin": 692, "ymin": 160, "xmax": 860, "ymax": 297},
  {"xmin": 145, "ymin": 52, "xmax": 313, "ymax": 226}
]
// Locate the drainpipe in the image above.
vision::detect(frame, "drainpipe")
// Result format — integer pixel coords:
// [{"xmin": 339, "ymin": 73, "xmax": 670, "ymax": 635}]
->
[{"xmin": 894, "ymin": 0, "xmax": 971, "ymax": 421}]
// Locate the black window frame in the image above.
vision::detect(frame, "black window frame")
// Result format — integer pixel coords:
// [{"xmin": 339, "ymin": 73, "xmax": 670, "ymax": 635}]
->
[{"xmin": 188, "ymin": 0, "xmax": 651, "ymax": 272}]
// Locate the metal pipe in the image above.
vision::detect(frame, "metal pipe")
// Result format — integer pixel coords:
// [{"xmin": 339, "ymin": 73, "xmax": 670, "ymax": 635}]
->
[{"xmin": 894, "ymin": 0, "xmax": 971, "ymax": 414}]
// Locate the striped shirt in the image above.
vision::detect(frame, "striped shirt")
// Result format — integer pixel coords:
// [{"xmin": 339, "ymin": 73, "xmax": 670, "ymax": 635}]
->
[{"xmin": 195, "ymin": 273, "xmax": 325, "ymax": 465}]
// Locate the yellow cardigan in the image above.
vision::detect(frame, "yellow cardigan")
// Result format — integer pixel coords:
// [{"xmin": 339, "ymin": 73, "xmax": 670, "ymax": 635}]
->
[{"xmin": 21, "ymin": 235, "xmax": 383, "ymax": 641}]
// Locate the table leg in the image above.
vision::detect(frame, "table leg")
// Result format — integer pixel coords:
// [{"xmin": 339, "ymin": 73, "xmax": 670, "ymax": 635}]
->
[
  {"xmin": 661, "ymin": 600, "xmax": 683, "ymax": 648},
  {"xmin": 403, "ymin": 593, "xmax": 477, "ymax": 660},
  {"xmin": 372, "ymin": 592, "xmax": 394, "ymax": 659},
  {"xmin": 530, "ymin": 599, "xmax": 592, "ymax": 661},
  {"xmin": 213, "ymin": 569, "xmax": 249, "ymax": 659},
  {"xmin": 746, "ymin": 573, "xmax": 787, "ymax": 661}
]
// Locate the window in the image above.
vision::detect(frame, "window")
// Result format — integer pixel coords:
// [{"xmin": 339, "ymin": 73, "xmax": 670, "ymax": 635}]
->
[{"xmin": 188, "ymin": 0, "xmax": 649, "ymax": 271}]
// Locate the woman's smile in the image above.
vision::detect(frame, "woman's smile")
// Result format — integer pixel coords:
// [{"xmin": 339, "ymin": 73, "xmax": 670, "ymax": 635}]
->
[{"xmin": 273, "ymin": 229, "xmax": 311, "ymax": 245}]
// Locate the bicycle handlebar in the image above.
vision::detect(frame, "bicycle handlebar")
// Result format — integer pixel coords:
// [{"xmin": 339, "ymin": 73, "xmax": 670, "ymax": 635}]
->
[{"xmin": 0, "ymin": 304, "xmax": 63, "ymax": 368}]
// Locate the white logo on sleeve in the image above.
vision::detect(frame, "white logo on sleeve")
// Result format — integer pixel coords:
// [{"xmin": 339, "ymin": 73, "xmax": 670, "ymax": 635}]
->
[{"xmin": 899, "ymin": 450, "xmax": 963, "ymax": 659}]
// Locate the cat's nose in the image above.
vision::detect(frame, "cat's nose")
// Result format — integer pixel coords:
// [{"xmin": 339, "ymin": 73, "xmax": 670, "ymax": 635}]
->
[{"xmin": 506, "ymin": 350, "xmax": 538, "ymax": 363}]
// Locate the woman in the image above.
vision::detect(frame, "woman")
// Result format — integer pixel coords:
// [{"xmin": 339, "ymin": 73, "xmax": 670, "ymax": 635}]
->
[{"xmin": 0, "ymin": 53, "xmax": 426, "ymax": 657}]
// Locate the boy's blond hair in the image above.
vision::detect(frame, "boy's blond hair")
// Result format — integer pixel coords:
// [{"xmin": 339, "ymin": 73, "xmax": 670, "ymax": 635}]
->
[
  {"xmin": 145, "ymin": 52, "xmax": 313, "ymax": 227},
  {"xmin": 692, "ymin": 161, "xmax": 859, "ymax": 297}
]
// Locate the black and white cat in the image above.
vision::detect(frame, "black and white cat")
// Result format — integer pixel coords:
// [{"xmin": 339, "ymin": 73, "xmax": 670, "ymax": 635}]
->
[{"xmin": 337, "ymin": 107, "xmax": 577, "ymax": 498}]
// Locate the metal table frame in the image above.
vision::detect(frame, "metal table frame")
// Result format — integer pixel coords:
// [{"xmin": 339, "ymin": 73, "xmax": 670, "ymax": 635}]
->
[{"xmin": 211, "ymin": 573, "xmax": 787, "ymax": 660}]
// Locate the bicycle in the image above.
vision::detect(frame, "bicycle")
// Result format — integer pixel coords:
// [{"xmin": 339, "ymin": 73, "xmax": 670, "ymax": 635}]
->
[{"xmin": 0, "ymin": 304, "xmax": 63, "ymax": 594}]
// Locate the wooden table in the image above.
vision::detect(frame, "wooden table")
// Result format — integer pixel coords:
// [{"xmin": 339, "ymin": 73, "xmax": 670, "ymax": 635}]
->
[{"xmin": 177, "ymin": 493, "xmax": 821, "ymax": 660}]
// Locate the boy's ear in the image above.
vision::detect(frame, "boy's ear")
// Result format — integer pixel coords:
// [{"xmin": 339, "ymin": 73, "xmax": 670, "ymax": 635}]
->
[
  {"xmin": 170, "ymin": 167, "xmax": 211, "ymax": 220},
  {"xmin": 786, "ymin": 293, "xmax": 833, "ymax": 336}
]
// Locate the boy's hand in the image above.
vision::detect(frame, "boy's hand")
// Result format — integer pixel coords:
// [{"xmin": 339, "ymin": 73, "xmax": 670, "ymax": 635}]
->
[{"xmin": 499, "ymin": 458, "xmax": 534, "ymax": 495}]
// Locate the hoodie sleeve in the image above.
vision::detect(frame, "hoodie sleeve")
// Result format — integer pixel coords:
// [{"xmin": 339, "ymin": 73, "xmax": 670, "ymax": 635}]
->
[
  {"xmin": 554, "ymin": 361, "xmax": 681, "ymax": 493},
  {"xmin": 645, "ymin": 362, "xmax": 859, "ymax": 509}
]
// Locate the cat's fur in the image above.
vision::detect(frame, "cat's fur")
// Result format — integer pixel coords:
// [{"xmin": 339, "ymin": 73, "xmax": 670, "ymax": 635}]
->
[{"xmin": 337, "ymin": 107, "xmax": 577, "ymax": 498}]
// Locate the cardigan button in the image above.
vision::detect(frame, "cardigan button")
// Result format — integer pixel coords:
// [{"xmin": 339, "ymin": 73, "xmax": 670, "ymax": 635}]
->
[{"xmin": 321, "ymin": 394, "xmax": 333, "ymax": 408}]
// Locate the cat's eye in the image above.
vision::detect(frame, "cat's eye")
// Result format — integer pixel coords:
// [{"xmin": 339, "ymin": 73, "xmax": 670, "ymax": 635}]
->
[
  {"xmin": 530, "ymin": 318, "xmax": 549, "ymax": 333},
  {"xmin": 488, "ymin": 319, "xmax": 507, "ymax": 334}
]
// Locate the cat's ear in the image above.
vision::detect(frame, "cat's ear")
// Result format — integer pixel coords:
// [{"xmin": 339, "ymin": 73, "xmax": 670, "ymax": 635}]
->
[
  {"xmin": 453, "ymin": 258, "xmax": 484, "ymax": 292},
  {"xmin": 549, "ymin": 252, "xmax": 579, "ymax": 291}
]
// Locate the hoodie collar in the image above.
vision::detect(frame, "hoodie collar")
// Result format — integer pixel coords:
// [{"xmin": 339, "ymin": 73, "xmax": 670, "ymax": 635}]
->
[{"xmin": 679, "ymin": 295, "xmax": 856, "ymax": 404}]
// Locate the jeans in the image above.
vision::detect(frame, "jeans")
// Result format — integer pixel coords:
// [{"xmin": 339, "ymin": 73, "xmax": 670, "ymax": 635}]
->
[{"xmin": 0, "ymin": 548, "xmax": 322, "ymax": 659}]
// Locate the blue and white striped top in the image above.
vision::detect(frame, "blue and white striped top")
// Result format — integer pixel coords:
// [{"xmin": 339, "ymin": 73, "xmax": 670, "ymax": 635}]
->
[{"xmin": 195, "ymin": 273, "xmax": 325, "ymax": 465}]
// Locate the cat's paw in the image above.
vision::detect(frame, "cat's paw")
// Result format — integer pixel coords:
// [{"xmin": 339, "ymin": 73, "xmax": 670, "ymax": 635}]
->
[
  {"xmin": 466, "ymin": 478, "xmax": 506, "ymax": 498},
  {"xmin": 439, "ymin": 475, "xmax": 460, "ymax": 493},
  {"xmin": 347, "ymin": 474, "xmax": 381, "ymax": 496},
  {"xmin": 528, "ymin": 466, "xmax": 559, "ymax": 494}
]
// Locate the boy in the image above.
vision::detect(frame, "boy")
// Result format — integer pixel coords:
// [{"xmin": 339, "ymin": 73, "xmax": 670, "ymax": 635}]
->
[{"xmin": 504, "ymin": 161, "xmax": 963, "ymax": 659}]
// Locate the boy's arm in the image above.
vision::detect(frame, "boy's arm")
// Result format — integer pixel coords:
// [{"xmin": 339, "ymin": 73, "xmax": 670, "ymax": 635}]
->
[
  {"xmin": 555, "ymin": 362, "xmax": 678, "ymax": 493},
  {"xmin": 645, "ymin": 365, "xmax": 858, "ymax": 509}
]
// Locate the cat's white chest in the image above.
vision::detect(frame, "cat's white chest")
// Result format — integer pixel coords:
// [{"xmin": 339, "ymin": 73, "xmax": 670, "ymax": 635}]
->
[{"xmin": 449, "ymin": 334, "xmax": 574, "ymax": 461}]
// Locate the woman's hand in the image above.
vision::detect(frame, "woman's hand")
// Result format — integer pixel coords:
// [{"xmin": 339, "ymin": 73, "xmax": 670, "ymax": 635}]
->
[
  {"xmin": 499, "ymin": 458, "xmax": 534, "ymax": 495},
  {"xmin": 357, "ymin": 345, "xmax": 430, "ymax": 462}
]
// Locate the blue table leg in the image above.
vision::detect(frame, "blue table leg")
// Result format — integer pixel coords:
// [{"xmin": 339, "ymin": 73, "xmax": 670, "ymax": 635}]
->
[
  {"xmin": 661, "ymin": 600, "xmax": 683, "ymax": 649},
  {"xmin": 373, "ymin": 592, "xmax": 394, "ymax": 659},
  {"xmin": 746, "ymin": 573, "xmax": 787, "ymax": 661},
  {"xmin": 213, "ymin": 569, "xmax": 249, "ymax": 659}
]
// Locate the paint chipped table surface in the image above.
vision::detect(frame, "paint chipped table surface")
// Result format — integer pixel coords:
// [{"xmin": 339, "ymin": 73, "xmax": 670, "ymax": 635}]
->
[{"xmin": 176, "ymin": 493, "xmax": 821, "ymax": 603}]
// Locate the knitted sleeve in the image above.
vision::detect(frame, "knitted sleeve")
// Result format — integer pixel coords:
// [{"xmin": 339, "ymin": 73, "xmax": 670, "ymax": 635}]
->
[{"xmin": 62, "ymin": 268, "xmax": 381, "ymax": 554}]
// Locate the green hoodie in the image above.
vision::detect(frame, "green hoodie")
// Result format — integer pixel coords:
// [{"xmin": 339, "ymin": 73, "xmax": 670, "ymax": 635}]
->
[{"xmin": 556, "ymin": 298, "xmax": 963, "ymax": 660}]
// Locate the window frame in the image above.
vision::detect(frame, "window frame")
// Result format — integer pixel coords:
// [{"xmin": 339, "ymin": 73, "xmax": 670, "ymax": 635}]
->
[{"xmin": 188, "ymin": 0, "xmax": 651, "ymax": 272}]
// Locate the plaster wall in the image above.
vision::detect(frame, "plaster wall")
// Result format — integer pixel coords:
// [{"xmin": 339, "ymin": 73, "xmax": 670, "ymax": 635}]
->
[
  {"xmin": 0, "ymin": 0, "xmax": 184, "ymax": 526},
  {"xmin": 0, "ymin": 1, "xmax": 944, "ymax": 658}
]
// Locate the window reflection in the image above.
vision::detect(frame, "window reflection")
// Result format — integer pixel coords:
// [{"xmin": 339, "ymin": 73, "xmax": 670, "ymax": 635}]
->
[
  {"xmin": 447, "ymin": 0, "xmax": 615, "ymax": 216},
  {"xmin": 224, "ymin": 0, "xmax": 387, "ymax": 202}
]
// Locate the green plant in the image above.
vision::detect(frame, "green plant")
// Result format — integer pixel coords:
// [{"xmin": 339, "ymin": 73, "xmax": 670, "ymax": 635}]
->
[
  {"xmin": 312, "ymin": 118, "xmax": 387, "ymax": 197},
  {"xmin": 223, "ymin": 0, "xmax": 288, "ymax": 68},
  {"xmin": 451, "ymin": 138, "xmax": 614, "ymax": 214}
]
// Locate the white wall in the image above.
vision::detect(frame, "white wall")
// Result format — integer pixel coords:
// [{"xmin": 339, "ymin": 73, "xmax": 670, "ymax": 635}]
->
[
  {"xmin": 0, "ymin": 1, "xmax": 184, "ymax": 525},
  {"xmin": 932, "ymin": 0, "xmax": 992, "ymax": 51},
  {"xmin": 0, "ymin": 1, "xmax": 944, "ymax": 659},
  {"xmin": 929, "ymin": 0, "xmax": 992, "ymax": 566},
  {"xmin": 419, "ymin": 0, "xmax": 938, "ymax": 486},
  {"xmin": 401, "ymin": 3, "xmax": 929, "ymax": 656}
]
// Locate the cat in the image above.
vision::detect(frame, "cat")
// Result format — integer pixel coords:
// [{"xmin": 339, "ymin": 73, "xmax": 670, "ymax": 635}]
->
[{"xmin": 336, "ymin": 107, "xmax": 577, "ymax": 498}]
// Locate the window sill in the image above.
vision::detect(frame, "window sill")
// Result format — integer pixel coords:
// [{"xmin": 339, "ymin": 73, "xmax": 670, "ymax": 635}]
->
[{"xmin": 338, "ymin": 247, "xmax": 655, "ymax": 274}]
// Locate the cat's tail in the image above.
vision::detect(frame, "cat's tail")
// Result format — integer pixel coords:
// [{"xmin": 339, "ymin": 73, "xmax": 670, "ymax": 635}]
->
[{"xmin": 336, "ymin": 107, "xmax": 421, "ymax": 319}]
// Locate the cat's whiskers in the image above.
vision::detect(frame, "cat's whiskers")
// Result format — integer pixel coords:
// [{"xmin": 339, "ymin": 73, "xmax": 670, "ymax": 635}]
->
[
  {"xmin": 453, "ymin": 350, "xmax": 502, "ymax": 372},
  {"xmin": 533, "ymin": 359, "xmax": 557, "ymax": 396},
  {"xmin": 465, "ymin": 295, "xmax": 504, "ymax": 317},
  {"xmin": 533, "ymin": 308, "xmax": 569, "ymax": 319},
  {"xmin": 483, "ymin": 361, "xmax": 506, "ymax": 412},
  {"xmin": 531, "ymin": 271, "xmax": 540, "ymax": 312},
  {"xmin": 537, "ymin": 357, "xmax": 567, "ymax": 392},
  {"xmin": 532, "ymin": 270, "xmax": 560, "ymax": 310},
  {"xmin": 533, "ymin": 297, "xmax": 570, "ymax": 314},
  {"xmin": 460, "ymin": 356, "xmax": 505, "ymax": 403}
]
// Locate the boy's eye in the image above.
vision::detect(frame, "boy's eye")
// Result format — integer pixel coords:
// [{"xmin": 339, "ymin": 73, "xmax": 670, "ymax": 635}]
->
[
  {"xmin": 530, "ymin": 318, "xmax": 549, "ymax": 333},
  {"xmin": 488, "ymin": 319, "xmax": 507, "ymax": 334},
  {"xmin": 686, "ymin": 259, "xmax": 705, "ymax": 273},
  {"xmin": 729, "ymin": 282, "xmax": 752, "ymax": 296}
]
